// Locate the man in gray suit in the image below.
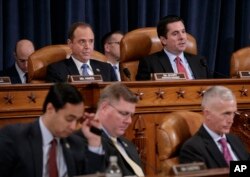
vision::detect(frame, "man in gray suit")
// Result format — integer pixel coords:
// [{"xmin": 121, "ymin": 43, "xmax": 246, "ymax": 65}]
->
[{"xmin": 179, "ymin": 86, "xmax": 250, "ymax": 168}]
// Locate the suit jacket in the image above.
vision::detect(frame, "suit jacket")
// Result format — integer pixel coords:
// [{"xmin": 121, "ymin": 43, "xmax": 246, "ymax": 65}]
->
[
  {"xmin": 101, "ymin": 132, "xmax": 143, "ymax": 176},
  {"xmin": 179, "ymin": 125, "xmax": 250, "ymax": 168},
  {"xmin": 46, "ymin": 58, "xmax": 117, "ymax": 82},
  {"xmin": 0, "ymin": 64, "xmax": 22, "ymax": 84},
  {"xmin": 136, "ymin": 50, "xmax": 208, "ymax": 80},
  {"xmin": 0, "ymin": 120, "xmax": 105, "ymax": 177}
]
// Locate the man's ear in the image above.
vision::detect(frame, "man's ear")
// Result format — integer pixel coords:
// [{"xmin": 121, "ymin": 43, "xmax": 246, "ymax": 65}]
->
[
  {"xmin": 104, "ymin": 43, "xmax": 110, "ymax": 52},
  {"xmin": 159, "ymin": 36, "xmax": 167, "ymax": 46},
  {"xmin": 46, "ymin": 103, "xmax": 56, "ymax": 114}
]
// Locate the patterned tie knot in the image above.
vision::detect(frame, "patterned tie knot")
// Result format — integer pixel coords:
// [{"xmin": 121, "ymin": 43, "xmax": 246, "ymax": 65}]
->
[
  {"xmin": 81, "ymin": 64, "xmax": 89, "ymax": 76},
  {"xmin": 113, "ymin": 65, "xmax": 117, "ymax": 70},
  {"xmin": 219, "ymin": 138, "xmax": 227, "ymax": 147}
]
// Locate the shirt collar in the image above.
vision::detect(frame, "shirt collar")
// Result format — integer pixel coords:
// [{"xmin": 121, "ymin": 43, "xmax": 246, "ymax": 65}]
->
[{"xmin": 39, "ymin": 117, "xmax": 54, "ymax": 146}]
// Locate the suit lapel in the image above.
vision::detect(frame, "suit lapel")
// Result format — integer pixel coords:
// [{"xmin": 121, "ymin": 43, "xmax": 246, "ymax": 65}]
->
[
  {"xmin": 66, "ymin": 58, "xmax": 81, "ymax": 75},
  {"xmin": 61, "ymin": 139, "xmax": 76, "ymax": 176},
  {"xmin": 227, "ymin": 135, "xmax": 244, "ymax": 160},
  {"xmin": 29, "ymin": 120, "xmax": 43, "ymax": 177},
  {"xmin": 90, "ymin": 60, "xmax": 101, "ymax": 75},
  {"xmin": 199, "ymin": 126, "xmax": 228, "ymax": 167},
  {"xmin": 157, "ymin": 51, "xmax": 174, "ymax": 73}
]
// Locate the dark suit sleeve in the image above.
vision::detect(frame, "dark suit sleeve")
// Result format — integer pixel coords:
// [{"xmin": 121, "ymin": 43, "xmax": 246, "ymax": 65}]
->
[
  {"xmin": 46, "ymin": 63, "xmax": 67, "ymax": 82},
  {"xmin": 136, "ymin": 57, "xmax": 152, "ymax": 80},
  {"xmin": 0, "ymin": 126, "xmax": 19, "ymax": 176},
  {"xmin": 179, "ymin": 139, "xmax": 207, "ymax": 164},
  {"xmin": 108, "ymin": 63, "xmax": 118, "ymax": 81}
]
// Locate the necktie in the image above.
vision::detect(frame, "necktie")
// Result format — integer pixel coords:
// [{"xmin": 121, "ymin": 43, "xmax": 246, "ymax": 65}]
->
[
  {"xmin": 113, "ymin": 65, "xmax": 118, "ymax": 80},
  {"xmin": 24, "ymin": 73, "xmax": 28, "ymax": 83},
  {"xmin": 81, "ymin": 64, "xmax": 89, "ymax": 76},
  {"xmin": 218, "ymin": 138, "xmax": 233, "ymax": 166},
  {"xmin": 48, "ymin": 139, "xmax": 58, "ymax": 177},
  {"xmin": 175, "ymin": 56, "xmax": 189, "ymax": 79},
  {"xmin": 111, "ymin": 137, "xmax": 144, "ymax": 177}
]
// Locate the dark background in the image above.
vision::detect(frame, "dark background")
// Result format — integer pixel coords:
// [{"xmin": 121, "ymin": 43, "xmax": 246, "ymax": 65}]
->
[{"xmin": 0, "ymin": 0, "xmax": 250, "ymax": 77}]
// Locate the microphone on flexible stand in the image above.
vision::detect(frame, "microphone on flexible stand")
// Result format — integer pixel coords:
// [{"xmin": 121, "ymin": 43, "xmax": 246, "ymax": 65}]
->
[
  {"xmin": 123, "ymin": 68, "xmax": 131, "ymax": 81},
  {"xmin": 200, "ymin": 58, "xmax": 229, "ymax": 78}
]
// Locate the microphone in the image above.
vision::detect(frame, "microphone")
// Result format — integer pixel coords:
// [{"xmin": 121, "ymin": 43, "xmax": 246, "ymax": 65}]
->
[
  {"xmin": 123, "ymin": 68, "xmax": 131, "ymax": 81},
  {"xmin": 200, "ymin": 58, "xmax": 229, "ymax": 78}
]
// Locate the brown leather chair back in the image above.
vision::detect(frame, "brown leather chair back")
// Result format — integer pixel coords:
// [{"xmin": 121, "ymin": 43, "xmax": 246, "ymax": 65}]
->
[
  {"xmin": 120, "ymin": 27, "xmax": 197, "ymax": 81},
  {"xmin": 156, "ymin": 111, "xmax": 203, "ymax": 175},
  {"xmin": 28, "ymin": 44, "xmax": 107, "ymax": 83},
  {"xmin": 230, "ymin": 47, "xmax": 250, "ymax": 78}
]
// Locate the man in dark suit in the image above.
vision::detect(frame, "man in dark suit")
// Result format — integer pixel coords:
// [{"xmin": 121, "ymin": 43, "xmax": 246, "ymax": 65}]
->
[
  {"xmin": 179, "ymin": 86, "xmax": 250, "ymax": 168},
  {"xmin": 46, "ymin": 22, "xmax": 117, "ymax": 82},
  {"xmin": 102, "ymin": 31, "xmax": 124, "ymax": 81},
  {"xmin": 0, "ymin": 83, "xmax": 105, "ymax": 177},
  {"xmin": 136, "ymin": 15, "xmax": 208, "ymax": 80},
  {"xmin": 95, "ymin": 83, "xmax": 144, "ymax": 176},
  {"xmin": 0, "ymin": 39, "xmax": 34, "ymax": 84}
]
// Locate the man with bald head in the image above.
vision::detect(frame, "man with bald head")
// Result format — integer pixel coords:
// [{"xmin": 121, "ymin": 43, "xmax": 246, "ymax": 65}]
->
[{"xmin": 0, "ymin": 39, "xmax": 35, "ymax": 84}]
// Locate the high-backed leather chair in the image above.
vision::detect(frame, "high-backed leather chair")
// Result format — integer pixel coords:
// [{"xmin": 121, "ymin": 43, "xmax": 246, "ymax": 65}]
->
[
  {"xmin": 120, "ymin": 27, "xmax": 197, "ymax": 81},
  {"xmin": 28, "ymin": 44, "xmax": 107, "ymax": 83},
  {"xmin": 156, "ymin": 111, "xmax": 203, "ymax": 175},
  {"xmin": 230, "ymin": 47, "xmax": 250, "ymax": 78}
]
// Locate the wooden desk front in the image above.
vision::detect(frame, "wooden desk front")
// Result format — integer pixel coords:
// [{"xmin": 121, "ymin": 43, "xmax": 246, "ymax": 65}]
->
[{"xmin": 0, "ymin": 79, "xmax": 249, "ymax": 175}]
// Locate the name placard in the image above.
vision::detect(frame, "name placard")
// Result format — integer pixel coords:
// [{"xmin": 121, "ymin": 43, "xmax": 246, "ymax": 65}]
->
[
  {"xmin": 172, "ymin": 162, "xmax": 207, "ymax": 175},
  {"xmin": 0, "ymin": 77, "xmax": 11, "ymax": 84},
  {"xmin": 67, "ymin": 75, "xmax": 103, "ymax": 82},
  {"xmin": 238, "ymin": 71, "xmax": 250, "ymax": 78},
  {"xmin": 153, "ymin": 73, "xmax": 186, "ymax": 80}
]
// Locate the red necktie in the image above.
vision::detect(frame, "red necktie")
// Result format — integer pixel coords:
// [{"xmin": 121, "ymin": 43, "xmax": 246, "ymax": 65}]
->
[
  {"xmin": 175, "ymin": 56, "xmax": 189, "ymax": 79},
  {"xmin": 48, "ymin": 139, "xmax": 58, "ymax": 177},
  {"xmin": 218, "ymin": 138, "xmax": 233, "ymax": 166}
]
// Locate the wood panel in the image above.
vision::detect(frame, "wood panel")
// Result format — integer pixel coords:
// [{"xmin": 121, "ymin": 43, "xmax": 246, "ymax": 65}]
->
[{"xmin": 0, "ymin": 79, "xmax": 250, "ymax": 175}]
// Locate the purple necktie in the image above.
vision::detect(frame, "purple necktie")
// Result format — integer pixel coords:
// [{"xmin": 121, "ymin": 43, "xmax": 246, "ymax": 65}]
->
[{"xmin": 218, "ymin": 138, "xmax": 233, "ymax": 166}]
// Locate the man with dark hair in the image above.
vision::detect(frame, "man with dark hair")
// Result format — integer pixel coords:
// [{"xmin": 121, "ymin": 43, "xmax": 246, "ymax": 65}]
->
[
  {"xmin": 95, "ymin": 83, "xmax": 145, "ymax": 176},
  {"xmin": 136, "ymin": 15, "xmax": 208, "ymax": 80},
  {"xmin": 0, "ymin": 83, "xmax": 105, "ymax": 177},
  {"xmin": 179, "ymin": 86, "xmax": 250, "ymax": 168},
  {"xmin": 102, "ymin": 31, "xmax": 124, "ymax": 81},
  {"xmin": 46, "ymin": 22, "xmax": 117, "ymax": 82},
  {"xmin": 0, "ymin": 39, "xmax": 35, "ymax": 84}
]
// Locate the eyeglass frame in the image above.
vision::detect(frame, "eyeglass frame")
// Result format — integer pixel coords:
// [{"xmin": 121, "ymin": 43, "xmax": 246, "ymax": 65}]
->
[
  {"xmin": 107, "ymin": 41, "xmax": 120, "ymax": 45},
  {"xmin": 108, "ymin": 103, "xmax": 134, "ymax": 118}
]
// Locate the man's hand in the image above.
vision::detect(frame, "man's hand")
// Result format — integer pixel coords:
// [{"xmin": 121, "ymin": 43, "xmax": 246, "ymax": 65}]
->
[{"xmin": 81, "ymin": 112, "xmax": 102, "ymax": 147}]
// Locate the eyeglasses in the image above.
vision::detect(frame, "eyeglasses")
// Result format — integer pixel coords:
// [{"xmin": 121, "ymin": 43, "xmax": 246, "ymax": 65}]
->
[
  {"xmin": 108, "ymin": 41, "xmax": 120, "ymax": 45},
  {"xmin": 109, "ymin": 103, "xmax": 134, "ymax": 118}
]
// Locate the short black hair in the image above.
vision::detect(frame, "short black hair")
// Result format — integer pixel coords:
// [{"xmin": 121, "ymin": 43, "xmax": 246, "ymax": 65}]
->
[
  {"xmin": 67, "ymin": 22, "xmax": 93, "ymax": 40},
  {"xmin": 157, "ymin": 15, "xmax": 184, "ymax": 38},
  {"xmin": 101, "ymin": 30, "xmax": 124, "ymax": 52},
  {"xmin": 42, "ymin": 83, "xmax": 84, "ymax": 113}
]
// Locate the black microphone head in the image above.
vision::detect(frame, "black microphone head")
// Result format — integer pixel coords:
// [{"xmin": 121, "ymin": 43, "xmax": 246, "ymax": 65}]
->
[
  {"xmin": 123, "ymin": 68, "xmax": 131, "ymax": 79},
  {"xmin": 200, "ymin": 58, "xmax": 207, "ymax": 67}
]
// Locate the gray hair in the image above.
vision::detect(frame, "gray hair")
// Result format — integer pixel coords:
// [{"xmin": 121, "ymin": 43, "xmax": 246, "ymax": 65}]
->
[{"xmin": 201, "ymin": 86, "xmax": 236, "ymax": 109}]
